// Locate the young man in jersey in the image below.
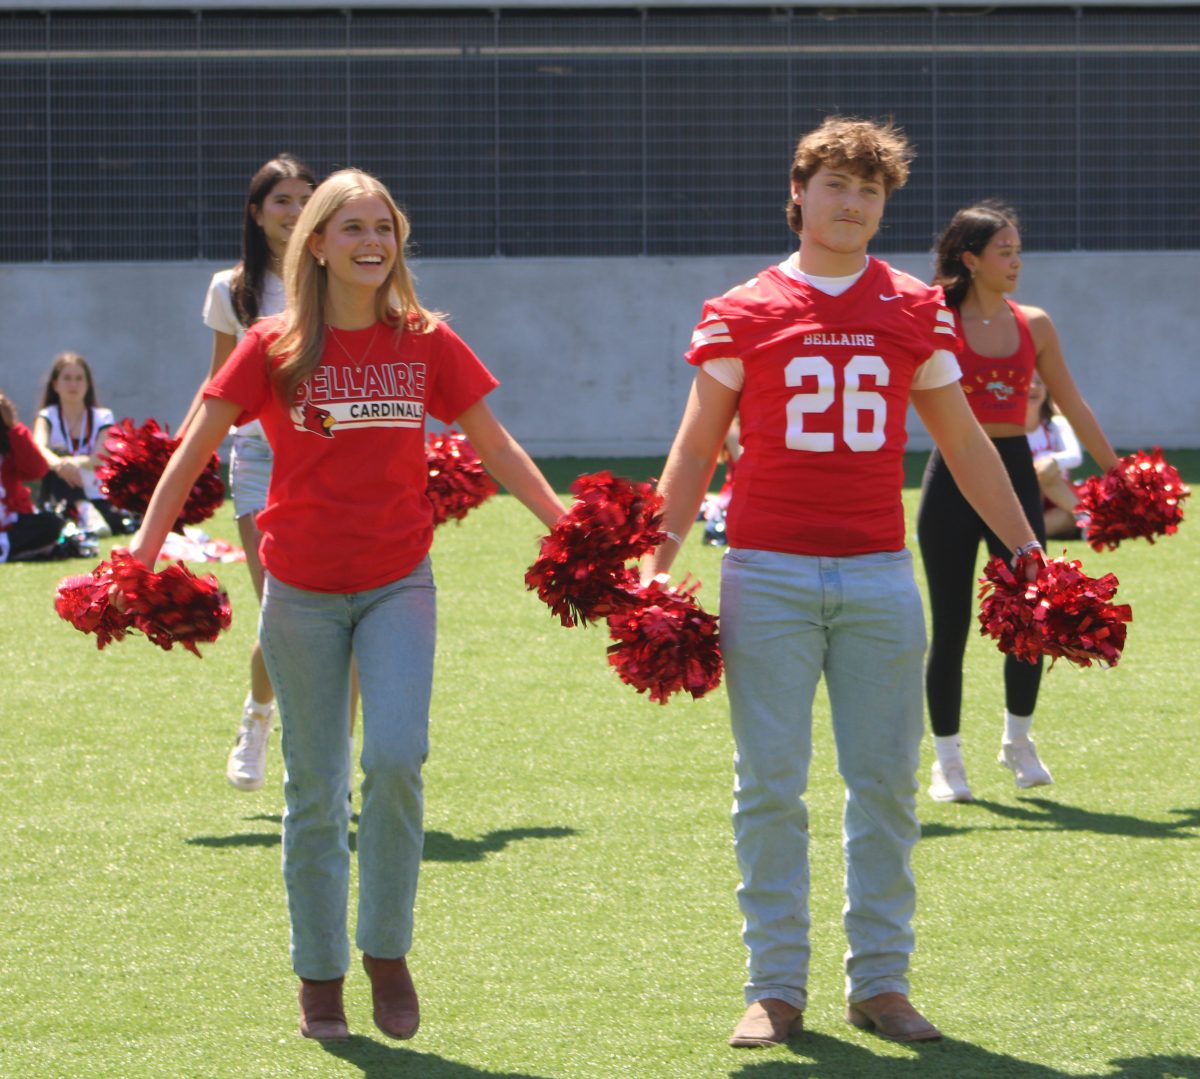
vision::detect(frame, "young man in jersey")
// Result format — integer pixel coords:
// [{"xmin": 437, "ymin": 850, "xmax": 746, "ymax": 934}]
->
[{"xmin": 642, "ymin": 117, "xmax": 1043, "ymax": 1046}]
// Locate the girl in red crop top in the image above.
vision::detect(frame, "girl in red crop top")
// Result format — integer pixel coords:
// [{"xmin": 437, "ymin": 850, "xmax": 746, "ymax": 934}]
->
[
  {"xmin": 917, "ymin": 200, "xmax": 1120, "ymax": 805},
  {"xmin": 955, "ymin": 298, "xmax": 1038, "ymax": 427}
]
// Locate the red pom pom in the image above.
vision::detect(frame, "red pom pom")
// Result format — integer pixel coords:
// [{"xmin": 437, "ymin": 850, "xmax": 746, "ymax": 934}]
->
[
  {"xmin": 605, "ymin": 575, "xmax": 723, "ymax": 704},
  {"xmin": 524, "ymin": 530, "xmax": 639, "ymax": 628},
  {"xmin": 1076, "ymin": 447, "xmax": 1190, "ymax": 551},
  {"xmin": 525, "ymin": 471, "xmax": 665, "ymax": 627},
  {"xmin": 566, "ymin": 471, "xmax": 666, "ymax": 562},
  {"xmin": 55, "ymin": 548, "xmax": 231, "ymax": 657},
  {"xmin": 126, "ymin": 558, "xmax": 233, "ymax": 656},
  {"xmin": 97, "ymin": 418, "xmax": 225, "ymax": 528},
  {"xmin": 978, "ymin": 554, "xmax": 1132, "ymax": 669},
  {"xmin": 54, "ymin": 571, "xmax": 134, "ymax": 650},
  {"xmin": 425, "ymin": 430, "xmax": 499, "ymax": 527}
]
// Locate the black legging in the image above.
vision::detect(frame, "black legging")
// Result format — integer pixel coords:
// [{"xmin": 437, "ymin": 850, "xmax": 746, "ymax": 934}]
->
[
  {"xmin": 4, "ymin": 511, "xmax": 64, "ymax": 561},
  {"xmin": 916, "ymin": 436, "xmax": 1047, "ymax": 738}
]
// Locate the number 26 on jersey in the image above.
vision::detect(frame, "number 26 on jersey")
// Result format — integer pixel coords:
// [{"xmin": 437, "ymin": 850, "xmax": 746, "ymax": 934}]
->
[{"xmin": 785, "ymin": 354, "xmax": 889, "ymax": 453}]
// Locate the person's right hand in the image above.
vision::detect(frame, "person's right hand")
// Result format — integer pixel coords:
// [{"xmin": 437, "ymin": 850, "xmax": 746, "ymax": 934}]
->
[
  {"xmin": 126, "ymin": 531, "xmax": 157, "ymax": 572},
  {"xmin": 0, "ymin": 392, "xmax": 17, "ymax": 429}
]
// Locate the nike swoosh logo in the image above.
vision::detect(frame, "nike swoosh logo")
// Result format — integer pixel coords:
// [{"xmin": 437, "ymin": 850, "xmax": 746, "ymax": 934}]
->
[{"xmin": 880, "ymin": 294, "xmax": 902, "ymax": 301}]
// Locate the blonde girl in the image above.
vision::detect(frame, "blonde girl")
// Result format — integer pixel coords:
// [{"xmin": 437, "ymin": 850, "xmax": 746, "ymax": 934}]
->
[{"xmin": 130, "ymin": 169, "xmax": 564, "ymax": 1043}]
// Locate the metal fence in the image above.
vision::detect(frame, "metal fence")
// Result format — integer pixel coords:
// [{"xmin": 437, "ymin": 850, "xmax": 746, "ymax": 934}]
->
[{"xmin": 3, "ymin": 6, "xmax": 1198, "ymax": 262}]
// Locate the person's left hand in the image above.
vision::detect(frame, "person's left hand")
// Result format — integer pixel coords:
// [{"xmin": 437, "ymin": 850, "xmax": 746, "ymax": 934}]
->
[{"xmin": 56, "ymin": 458, "xmax": 84, "ymax": 488}]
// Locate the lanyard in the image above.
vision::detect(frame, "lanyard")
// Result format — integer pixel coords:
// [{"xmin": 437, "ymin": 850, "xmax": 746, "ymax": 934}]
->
[{"xmin": 59, "ymin": 407, "xmax": 93, "ymax": 457}]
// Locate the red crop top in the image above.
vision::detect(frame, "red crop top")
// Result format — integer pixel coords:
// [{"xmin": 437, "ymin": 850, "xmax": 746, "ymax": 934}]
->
[{"xmin": 955, "ymin": 299, "xmax": 1038, "ymax": 426}]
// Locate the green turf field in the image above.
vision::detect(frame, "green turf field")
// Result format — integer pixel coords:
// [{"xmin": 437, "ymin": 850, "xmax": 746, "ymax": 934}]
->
[{"xmin": 1, "ymin": 453, "xmax": 1197, "ymax": 1079}]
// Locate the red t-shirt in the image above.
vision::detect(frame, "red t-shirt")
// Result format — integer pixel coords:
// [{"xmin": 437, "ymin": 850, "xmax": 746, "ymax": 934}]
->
[
  {"xmin": 686, "ymin": 259, "xmax": 956, "ymax": 556},
  {"xmin": 954, "ymin": 299, "xmax": 1038, "ymax": 426},
  {"xmin": 1, "ymin": 422, "xmax": 48, "ymax": 519},
  {"xmin": 206, "ymin": 317, "xmax": 498, "ymax": 592}
]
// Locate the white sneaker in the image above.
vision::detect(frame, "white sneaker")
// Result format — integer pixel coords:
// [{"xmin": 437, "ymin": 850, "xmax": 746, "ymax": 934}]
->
[
  {"xmin": 226, "ymin": 707, "xmax": 273, "ymax": 791},
  {"xmin": 998, "ymin": 739, "xmax": 1053, "ymax": 788},
  {"xmin": 929, "ymin": 759, "xmax": 973, "ymax": 803}
]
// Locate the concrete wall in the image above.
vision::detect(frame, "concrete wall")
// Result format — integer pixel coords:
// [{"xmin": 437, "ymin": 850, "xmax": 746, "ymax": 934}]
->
[{"xmin": 3, "ymin": 252, "xmax": 1196, "ymax": 458}]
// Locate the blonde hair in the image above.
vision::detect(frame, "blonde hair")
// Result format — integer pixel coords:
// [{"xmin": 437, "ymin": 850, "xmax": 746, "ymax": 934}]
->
[
  {"xmin": 270, "ymin": 169, "xmax": 438, "ymax": 402},
  {"xmin": 786, "ymin": 116, "xmax": 914, "ymax": 237}
]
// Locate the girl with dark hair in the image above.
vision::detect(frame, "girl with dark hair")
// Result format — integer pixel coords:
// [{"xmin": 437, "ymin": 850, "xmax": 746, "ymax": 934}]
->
[
  {"xmin": 33, "ymin": 351, "xmax": 129, "ymax": 535},
  {"xmin": 917, "ymin": 201, "xmax": 1119, "ymax": 803},
  {"xmin": 182, "ymin": 154, "xmax": 318, "ymax": 792},
  {"xmin": 129, "ymin": 169, "xmax": 564, "ymax": 1042}
]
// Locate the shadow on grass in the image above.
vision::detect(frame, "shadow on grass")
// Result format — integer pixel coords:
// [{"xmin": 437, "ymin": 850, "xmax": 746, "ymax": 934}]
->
[
  {"xmin": 728, "ymin": 1030, "xmax": 1200, "ymax": 1078},
  {"xmin": 187, "ymin": 819, "xmax": 577, "ymax": 861},
  {"xmin": 319, "ymin": 1036, "xmax": 553, "ymax": 1078},
  {"xmin": 920, "ymin": 799, "xmax": 1200, "ymax": 841},
  {"xmin": 423, "ymin": 826, "xmax": 576, "ymax": 862}
]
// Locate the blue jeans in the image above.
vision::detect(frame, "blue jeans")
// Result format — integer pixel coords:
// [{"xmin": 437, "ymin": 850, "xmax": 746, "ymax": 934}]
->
[
  {"xmin": 259, "ymin": 559, "xmax": 436, "ymax": 980},
  {"xmin": 720, "ymin": 547, "xmax": 926, "ymax": 1009}
]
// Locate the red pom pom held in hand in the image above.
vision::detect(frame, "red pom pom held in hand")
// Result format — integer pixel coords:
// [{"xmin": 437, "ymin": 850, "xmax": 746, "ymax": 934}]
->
[
  {"xmin": 1076, "ymin": 447, "xmax": 1190, "ymax": 551},
  {"xmin": 425, "ymin": 429, "xmax": 499, "ymax": 527},
  {"xmin": 54, "ymin": 548, "xmax": 231, "ymax": 656},
  {"xmin": 54, "ymin": 572, "xmax": 135, "ymax": 650},
  {"xmin": 527, "ymin": 471, "xmax": 723, "ymax": 702},
  {"xmin": 605, "ymin": 575, "xmax": 723, "ymax": 704},
  {"xmin": 97, "ymin": 418, "xmax": 225, "ymax": 528},
  {"xmin": 978, "ymin": 553, "xmax": 1132, "ymax": 669},
  {"xmin": 525, "ymin": 471, "xmax": 665, "ymax": 627}
]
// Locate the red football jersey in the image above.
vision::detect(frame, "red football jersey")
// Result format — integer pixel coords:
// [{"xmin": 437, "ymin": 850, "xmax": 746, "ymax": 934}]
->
[{"xmin": 686, "ymin": 258, "xmax": 957, "ymax": 556}]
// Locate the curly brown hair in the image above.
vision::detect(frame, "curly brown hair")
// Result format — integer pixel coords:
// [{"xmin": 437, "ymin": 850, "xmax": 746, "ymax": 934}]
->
[{"xmin": 786, "ymin": 116, "xmax": 914, "ymax": 236}]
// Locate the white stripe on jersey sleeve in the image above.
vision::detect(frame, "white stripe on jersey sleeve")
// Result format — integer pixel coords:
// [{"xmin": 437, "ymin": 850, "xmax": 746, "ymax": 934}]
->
[
  {"xmin": 702, "ymin": 356, "xmax": 744, "ymax": 391},
  {"xmin": 934, "ymin": 309, "xmax": 957, "ymax": 336},
  {"xmin": 911, "ymin": 349, "xmax": 961, "ymax": 390},
  {"xmin": 691, "ymin": 318, "xmax": 733, "ymax": 349}
]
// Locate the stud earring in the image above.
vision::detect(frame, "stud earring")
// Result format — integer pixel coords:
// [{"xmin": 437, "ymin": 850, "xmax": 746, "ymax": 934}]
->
[{"xmin": 318, "ymin": 256, "xmax": 326, "ymax": 268}]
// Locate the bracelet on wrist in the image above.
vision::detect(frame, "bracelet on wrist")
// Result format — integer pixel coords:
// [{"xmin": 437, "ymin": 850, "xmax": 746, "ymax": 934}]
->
[
  {"xmin": 663, "ymin": 530, "xmax": 683, "ymax": 546},
  {"xmin": 1011, "ymin": 540, "xmax": 1044, "ymax": 565}
]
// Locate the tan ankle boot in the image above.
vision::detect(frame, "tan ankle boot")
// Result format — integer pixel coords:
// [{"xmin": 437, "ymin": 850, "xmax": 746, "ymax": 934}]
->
[
  {"xmin": 362, "ymin": 954, "xmax": 420, "ymax": 1040},
  {"xmin": 298, "ymin": 976, "xmax": 349, "ymax": 1041}
]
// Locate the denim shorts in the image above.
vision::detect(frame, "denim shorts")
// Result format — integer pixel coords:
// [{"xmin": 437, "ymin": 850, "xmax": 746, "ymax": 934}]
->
[{"xmin": 229, "ymin": 431, "xmax": 272, "ymax": 520}]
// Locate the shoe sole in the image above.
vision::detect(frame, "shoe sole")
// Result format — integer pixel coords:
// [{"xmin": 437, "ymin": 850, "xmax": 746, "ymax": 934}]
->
[
  {"xmin": 299, "ymin": 1023, "xmax": 349, "ymax": 1042},
  {"xmin": 928, "ymin": 787, "xmax": 973, "ymax": 803},
  {"xmin": 846, "ymin": 1008, "xmax": 942, "ymax": 1043},
  {"xmin": 374, "ymin": 1016, "xmax": 420, "ymax": 1040},
  {"xmin": 728, "ymin": 1022, "xmax": 804, "ymax": 1048},
  {"xmin": 227, "ymin": 774, "xmax": 265, "ymax": 791},
  {"xmin": 997, "ymin": 755, "xmax": 1053, "ymax": 789}
]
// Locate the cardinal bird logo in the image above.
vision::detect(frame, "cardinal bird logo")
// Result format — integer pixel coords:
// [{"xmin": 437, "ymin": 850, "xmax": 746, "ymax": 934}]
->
[{"xmin": 300, "ymin": 401, "xmax": 336, "ymax": 438}]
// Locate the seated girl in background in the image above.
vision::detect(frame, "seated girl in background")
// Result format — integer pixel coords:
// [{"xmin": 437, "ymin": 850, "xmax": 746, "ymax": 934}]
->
[
  {"xmin": 1025, "ymin": 372, "xmax": 1087, "ymax": 540},
  {"xmin": 33, "ymin": 351, "xmax": 132, "ymax": 535}
]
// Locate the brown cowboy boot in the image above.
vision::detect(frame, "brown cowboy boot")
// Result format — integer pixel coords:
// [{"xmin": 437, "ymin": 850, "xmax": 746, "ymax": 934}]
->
[
  {"xmin": 362, "ymin": 954, "xmax": 420, "ymax": 1040},
  {"xmin": 298, "ymin": 976, "xmax": 349, "ymax": 1041}
]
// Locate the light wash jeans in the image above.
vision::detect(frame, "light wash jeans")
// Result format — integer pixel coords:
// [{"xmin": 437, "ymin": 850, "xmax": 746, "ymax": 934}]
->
[
  {"xmin": 259, "ymin": 559, "xmax": 436, "ymax": 981},
  {"xmin": 719, "ymin": 547, "xmax": 926, "ymax": 1010}
]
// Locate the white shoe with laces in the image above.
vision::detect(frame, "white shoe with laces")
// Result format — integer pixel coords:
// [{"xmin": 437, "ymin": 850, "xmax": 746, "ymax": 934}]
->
[
  {"xmin": 998, "ymin": 738, "xmax": 1053, "ymax": 788},
  {"xmin": 226, "ymin": 705, "xmax": 273, "ymax": 791},
  {"xmin": 929, "ymin": 759, "xmax": 973, "ymax": 803}
]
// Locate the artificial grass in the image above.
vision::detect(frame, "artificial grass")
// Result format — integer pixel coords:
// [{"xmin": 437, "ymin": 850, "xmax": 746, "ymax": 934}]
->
[{"xmin": 1, "ymin": 453, "xmax": 1197, "ymax": 1078}]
